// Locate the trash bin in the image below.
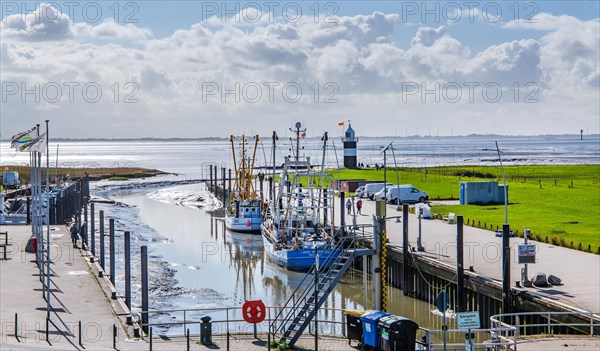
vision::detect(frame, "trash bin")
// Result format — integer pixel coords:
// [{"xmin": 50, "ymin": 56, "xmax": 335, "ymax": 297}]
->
[
  {"xmin": 361, "ymin": 310, "xmax": 390, "ymax": 349},
  {"xmin": 378, "ymin": 315, "xmax": 419, "ymax": 351},
  {"xmin": 200, "ymin": 316, "xmax": 212, "ymax": 345},
  {"xmin": 345, "ymin": 310, "xmax": 368, "ymax": 345}
]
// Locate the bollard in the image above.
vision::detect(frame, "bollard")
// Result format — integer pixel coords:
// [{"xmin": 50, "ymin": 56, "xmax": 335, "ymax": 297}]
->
[
  {"xmin": 113, "ymin": 324, "xmax": 117, "ymax": 349},
  {"xmin": 141, "ymin": 246, "xmax": 149, "ymax": 334},
  {"xmin": 46, "ymin": 318, "xmax": 49, "ymax": 343},
  {"xmin": 456, "ymin": 215, "xmax": 465, "ymax": 312},
  {"xmin": 78, "ymin": 321, "xmax": 82, "ymax": 347},
  {"xmin": 186, "ymin": 328, "xmax": 190, "ymax": 351},
  {"xmin": 100, "ymin": 210, "xmax": 105, "ymax": 272},
  {"xmin": 124, "ymin": 231, "xmax": 132, "ymax": 322},
  {"xmin": 90, "ymin": 203, "xmax": 95, "ymax": 261},
  {"xmin": 149, "ymin": 327, "xmax": 153, "ymax": 351},
  {"xmin": 109, "ymin": 218, "xmax": 115, "ymax": 286},
  {"xmin": 15, "ymin": 313, "xmax": 19, "ymax": 342}
]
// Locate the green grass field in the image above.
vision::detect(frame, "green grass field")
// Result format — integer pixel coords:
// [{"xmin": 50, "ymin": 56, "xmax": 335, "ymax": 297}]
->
[{"xmin": 332, "ymin": 165, "xmax": 600, "ymax": 251}]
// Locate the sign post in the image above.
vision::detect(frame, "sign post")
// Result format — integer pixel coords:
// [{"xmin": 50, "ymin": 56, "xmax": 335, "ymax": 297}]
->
[
  {"xmin": 519, "ymin": 229, "xmax": 535, "ymax": 287},
  {"xmin": 435, "ymin": 290, "xmax": 450, "ymax": 351},
  {"xmin": 456, "ymin": 311, "xmax": 480, "ymax": 351}
]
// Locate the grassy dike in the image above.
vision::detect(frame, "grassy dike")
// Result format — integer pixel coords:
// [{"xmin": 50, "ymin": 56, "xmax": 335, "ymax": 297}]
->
[{"xmin": 331, "ymin": 165, "xmax": 600, "ymax": 252}]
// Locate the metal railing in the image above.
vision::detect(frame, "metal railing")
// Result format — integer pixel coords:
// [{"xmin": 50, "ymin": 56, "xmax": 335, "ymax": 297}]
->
[
  {"xmin": 490, "ymin": 311, "xmax": 599, "ymax": 339},
  {"xmin": 137, "ymin": 305, "xmax": 349, "ymax": 339},
  {"xmin": 136, "ymin": 307, "xmax": 599, "ymax": 350}
]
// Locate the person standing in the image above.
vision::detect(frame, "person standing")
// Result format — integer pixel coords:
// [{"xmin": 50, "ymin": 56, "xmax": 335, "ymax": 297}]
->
[
  {"xmin": 346, "ymin": 198, "xmax": 352, "ymax": 215},
  {"xmin": 356, "ymin": 198, "xmax": 363, "ymax": 215},
  {"xmin": 70, "ymin": 223, "xmax": 79, "ymax": 248}
]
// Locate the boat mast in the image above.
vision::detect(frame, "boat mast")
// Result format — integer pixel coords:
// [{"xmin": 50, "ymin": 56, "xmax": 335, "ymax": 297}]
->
[
  {"xmin": 271, "ymin": 131, "xmax": 278, "ymax": 202},
  {"xmin": 249, "ymin": 135, "xmax": 259, "ymax": 199},
  {"xmin": 241, "ymin": 135, "xmax": 246, "ymax": 200},
  {"xmin": 290, "ymin": 122, "xmax": 306, "ymax": 162}
]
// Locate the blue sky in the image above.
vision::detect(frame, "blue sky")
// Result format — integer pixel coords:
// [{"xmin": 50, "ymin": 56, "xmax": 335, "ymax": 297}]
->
[{"xmin": 1, "ymin": 1, "xmax": 599, "ymax": 137}]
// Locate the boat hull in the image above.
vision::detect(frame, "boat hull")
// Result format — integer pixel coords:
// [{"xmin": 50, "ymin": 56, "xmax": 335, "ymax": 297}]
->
[
  {"xmin": 262, "ymin": 234, "xmax": 340, "ymax": 272},
  {"xmin": 225, "ymin": 215, "xmax": 262, "ymax": 233}
]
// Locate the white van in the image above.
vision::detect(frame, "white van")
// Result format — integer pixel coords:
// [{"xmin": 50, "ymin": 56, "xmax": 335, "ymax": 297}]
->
[
  {"xmin": 355, "ymin": 186, "xmax": 366, "ymax": 198},
  {"xmin": 386, "ymin": 185, "xmax": 428, "ymax": 204},
  {"xmin": 364, "ymin": 183, "xmax": 393, "ymax": 199},
  {"xmin": 2, "ymin": 171, "xmax": 20, "ymax": 189}
]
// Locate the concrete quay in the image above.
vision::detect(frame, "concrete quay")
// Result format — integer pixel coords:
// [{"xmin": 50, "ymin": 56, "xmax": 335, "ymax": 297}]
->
[{"xmin": 336, "ymin": 198, "xmax": 600, "ymax": 313}]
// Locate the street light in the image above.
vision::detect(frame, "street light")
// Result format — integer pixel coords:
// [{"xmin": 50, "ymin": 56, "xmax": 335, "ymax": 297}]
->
[
  {"xmin": 483, "ymin": 141, "xmax": 508, "ymax": 224},
  {"xmin": 483, "ymin": 141, "xmax": 511, "ymax": 316},
  {"xmin": 380, "ymin": 142, "xmax": 394, "ymax": 203}
]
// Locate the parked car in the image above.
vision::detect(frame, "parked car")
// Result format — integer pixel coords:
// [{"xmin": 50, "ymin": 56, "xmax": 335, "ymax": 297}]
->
[
  {"xmin": 364, "ymin": 183, "xmax": 393, "ymax": 199},
  {"xmin": 373, "ymin": 187, "xmax": 388, "ymax": 200},
  {"xmin": 2, "ymin": 171, "xmax": 20, "ymax": 189},
  {"xmin": 386, "ymin": 185, "xmax": 428, "ymax": 204},
  {"xmin": 355, "ymin": 186, "xmax": 366, "ymax": 198}
]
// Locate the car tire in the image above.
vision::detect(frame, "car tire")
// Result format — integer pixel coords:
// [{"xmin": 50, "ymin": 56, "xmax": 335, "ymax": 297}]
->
[{"xmin": 419, "ymin": 197, "xmax": 426, "ymax": 203}]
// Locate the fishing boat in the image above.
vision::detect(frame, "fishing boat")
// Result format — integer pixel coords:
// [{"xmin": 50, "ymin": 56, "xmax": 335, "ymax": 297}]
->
[
  {"xmin": 225, "ymin": 135, "xmax": 264, "ymax": 233},
  {"xmin": 261, "ymin": 123, "xmax": 340, "ymax": 272}
]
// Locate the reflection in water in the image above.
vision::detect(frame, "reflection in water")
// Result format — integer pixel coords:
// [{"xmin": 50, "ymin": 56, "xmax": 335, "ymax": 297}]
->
[
  {"xmin": 117, "ymin": 188, "xmax": 451, "ymax": 335},
  {"xmin": 225, "ymin": 229, "xmax": 264, "ymax": 302}
]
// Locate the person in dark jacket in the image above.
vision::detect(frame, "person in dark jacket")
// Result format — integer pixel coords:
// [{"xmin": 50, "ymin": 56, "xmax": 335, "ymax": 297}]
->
[{"xmin": 70, "ymin": 223, "xmax": 79, "ymax": 247}]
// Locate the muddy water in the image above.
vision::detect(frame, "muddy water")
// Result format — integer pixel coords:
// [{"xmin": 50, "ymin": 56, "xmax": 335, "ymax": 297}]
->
[{"xmin": 111, "ymin": 187, "xmax": 457, "ymax": 338}]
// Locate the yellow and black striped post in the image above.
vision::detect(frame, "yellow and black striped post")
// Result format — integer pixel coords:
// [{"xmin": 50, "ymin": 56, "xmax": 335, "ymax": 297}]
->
[{"xmin": 380, "ymin": 228, "xmax": 388, "ymax": 312}]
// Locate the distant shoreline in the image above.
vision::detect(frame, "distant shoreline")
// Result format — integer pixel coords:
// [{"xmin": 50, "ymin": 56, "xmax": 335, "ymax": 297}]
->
[{"xmin": 1, "ymin": 134, "xmax": 598, "ymax": 142}]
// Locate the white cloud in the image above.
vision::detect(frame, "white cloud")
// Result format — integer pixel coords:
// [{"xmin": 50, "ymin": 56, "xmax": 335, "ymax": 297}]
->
[
  {"xmin": 504, "ymin": 13, "xmax": 599, "ymax": 89},
  {"xmin": 0, "ymin": 3, "xmax": 152, "ymax": 41},
  {"xmin": 0, "ymin": 3, "xmax": 72, "ymax": 41},
  {"xmin": 73, "ymin": 20, "xmax": 152, "ymax": 40},
  {"xmin": 1, "ymin": 5, "xmax": 598, "ymax": 137}
]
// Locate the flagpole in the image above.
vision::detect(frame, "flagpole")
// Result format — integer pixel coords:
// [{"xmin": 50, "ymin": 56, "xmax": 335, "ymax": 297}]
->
[{"xmin": 45, "ymin": 120, "xmax": 51, "ymax": 319}]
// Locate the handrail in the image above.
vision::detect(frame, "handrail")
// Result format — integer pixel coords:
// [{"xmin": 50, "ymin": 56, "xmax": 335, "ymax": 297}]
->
[{"xmin": 269, "ymin": 226, "xmax": 353, "ymax": 336}]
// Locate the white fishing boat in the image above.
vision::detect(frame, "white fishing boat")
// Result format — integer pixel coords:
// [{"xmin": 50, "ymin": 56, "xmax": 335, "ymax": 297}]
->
[
  {"xmin": 225, "ymin": 135, "xmax": 264, "ymax": 233},
  {"xmin": 261, "ymin": 123, "xmax": 340, "ymax": 272}
]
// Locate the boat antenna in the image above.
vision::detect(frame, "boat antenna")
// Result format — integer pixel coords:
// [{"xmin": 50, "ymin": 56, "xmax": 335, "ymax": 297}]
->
[{"xmin": 289, "ymin": 122, "xmax": 306, "ymax": 162}]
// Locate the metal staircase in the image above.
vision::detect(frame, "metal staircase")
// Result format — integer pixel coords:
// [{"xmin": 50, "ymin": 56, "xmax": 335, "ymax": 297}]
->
[{"xmin": 269, "ymin": 226, "xmax": 374, "ymax": 347}]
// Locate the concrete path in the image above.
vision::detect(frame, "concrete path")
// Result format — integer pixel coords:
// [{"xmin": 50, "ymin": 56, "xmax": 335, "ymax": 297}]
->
[
  {"xmin": 0, "ymin": 224, "xmax": 146, "ymax": 350},
  {"xmin": 338, "ymin": 198, "xmax": 600, "ymax": 313}
]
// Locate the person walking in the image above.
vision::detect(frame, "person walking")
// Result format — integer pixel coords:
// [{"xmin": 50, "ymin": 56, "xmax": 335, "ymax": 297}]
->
[
  {"xmin": 346, "ymin": 198, "xmax": 352, "ymax": 215},
  {"xmin": 356, "ymin": 198, "xmax": 363, "ymax": 215},
  {"xmin": 70, "ymin": 223, "xmax": 79, "ymax": 248}
]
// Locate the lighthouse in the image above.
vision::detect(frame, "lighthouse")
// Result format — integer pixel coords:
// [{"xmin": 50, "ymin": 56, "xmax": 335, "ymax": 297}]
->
[{"xmin": 342, "ymin": 124, "xmax": 358, "ymax": 168}]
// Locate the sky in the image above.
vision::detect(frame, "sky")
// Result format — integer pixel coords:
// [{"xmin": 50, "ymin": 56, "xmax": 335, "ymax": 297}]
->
[{"xmin": 0, "ymin": 1, "xmax": 599, "ymax": 138}]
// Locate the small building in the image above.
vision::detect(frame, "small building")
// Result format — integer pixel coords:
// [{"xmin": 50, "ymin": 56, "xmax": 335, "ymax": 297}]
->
[
  {"xmin": 338, "ymin": 180, "xmax": 368, "ymax": 193},
  {"xmin": 459, "ymin": 181, "xmax": 508, "ymax": 205}
]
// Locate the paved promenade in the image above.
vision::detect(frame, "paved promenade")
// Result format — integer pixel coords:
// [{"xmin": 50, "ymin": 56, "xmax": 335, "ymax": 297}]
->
[
  {"xmin": 337, "ymin": 199, "xmax": 600, "ymax": 313},
  {"xmin": 0, "ymin": 224, "xmax": 146, "ymax": 350}
]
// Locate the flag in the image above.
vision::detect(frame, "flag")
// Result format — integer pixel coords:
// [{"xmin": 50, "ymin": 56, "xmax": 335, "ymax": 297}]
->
[
  {"xmin": 18, "ymin": 132, "xmax": 47, "ymax": 153},
  {"xmin": 338, "ymin": 122, "xmax": 344, "ymax": 127},
  {"xmin": 10, "ymin": 128, "xmax": 36, "ymax": 149}
]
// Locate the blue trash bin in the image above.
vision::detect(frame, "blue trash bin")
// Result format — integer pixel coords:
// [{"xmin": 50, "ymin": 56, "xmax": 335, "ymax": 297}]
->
[{"xmin": 361, "ymin": 310, "xmax": 390, "ymax": 348}]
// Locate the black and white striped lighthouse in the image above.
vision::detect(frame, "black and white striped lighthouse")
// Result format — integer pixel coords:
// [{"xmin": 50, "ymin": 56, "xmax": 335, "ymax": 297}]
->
[{"xmin": 342, "ymin": 124, "xmax": 358, "ymax": 168}]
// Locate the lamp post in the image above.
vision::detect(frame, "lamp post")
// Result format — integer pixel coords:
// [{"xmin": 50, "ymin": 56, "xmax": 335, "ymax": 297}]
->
[
  {"xmin": 483, "ymin": 141, "xmax": 511, "ymax": 315},
  {"xmin": 380, "ymin": 142, "xmax": 394, "ymax": 204},
  {"xmin": 483, "ymin": 142, "xmax": 508, "ymax": 224}
]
